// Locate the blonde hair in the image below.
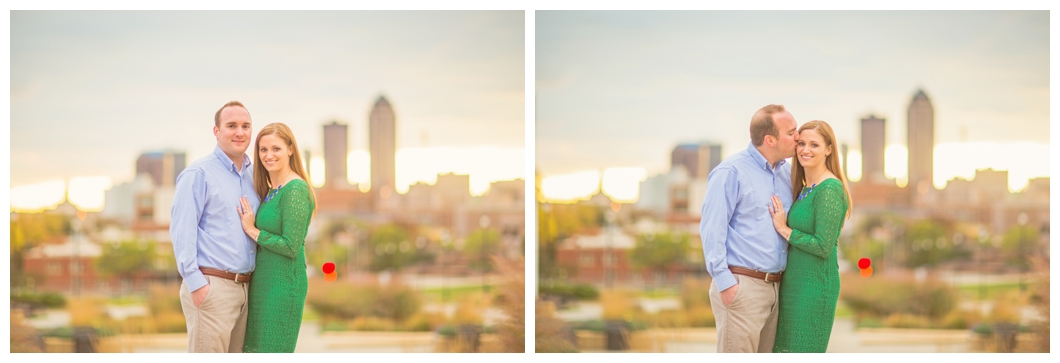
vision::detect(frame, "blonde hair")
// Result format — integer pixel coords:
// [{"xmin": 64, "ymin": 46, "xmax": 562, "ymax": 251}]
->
[
  {"xmin": 791, "ymin": 120, "xmax": 852, "ymax": 219},
  {"xmin": 253, "ymin": 123, "xmax": 316, "ymax": 210}
]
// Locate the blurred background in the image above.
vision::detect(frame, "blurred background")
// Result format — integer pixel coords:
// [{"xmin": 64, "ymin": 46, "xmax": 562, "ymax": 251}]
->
[
  {"xmin": 534, "ymin": 11, "xmax": 1049, "ymax": 353},
  {"xmin": 9, "ymin": 11, "xmax": 525, "ymax": 353}
]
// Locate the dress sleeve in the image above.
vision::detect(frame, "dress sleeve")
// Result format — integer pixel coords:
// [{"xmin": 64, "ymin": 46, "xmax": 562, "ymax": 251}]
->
[
  {"xmin": 788, "ymin": 182, "xmax": 847, "ymax": 259},
  {"xmin": 256, "ymin": 181, "xmax": 314, "ymax": 259}
]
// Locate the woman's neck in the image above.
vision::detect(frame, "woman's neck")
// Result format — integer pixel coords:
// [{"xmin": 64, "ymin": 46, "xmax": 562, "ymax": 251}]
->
[
  {"xmin": 269, "ymin": 167, "xmax": 292, "ymax": 188},
  {"xmin": 803, "ymin": 165, "xmax": 828, "ymax": 186}
]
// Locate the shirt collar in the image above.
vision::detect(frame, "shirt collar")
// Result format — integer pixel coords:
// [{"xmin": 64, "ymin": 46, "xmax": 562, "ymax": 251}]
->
[
  {"xmin": 747, "ymin": 142, "xmax": 785, "ymax": 172},
  {"xmin": 213, "ymin": 145, "xmax": 251, "ymax": 174}
]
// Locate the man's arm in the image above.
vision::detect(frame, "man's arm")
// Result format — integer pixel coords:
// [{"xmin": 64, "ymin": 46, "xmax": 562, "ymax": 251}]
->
[
  {"xmin": 170, "ymin": 169, "xmax": 208, "ymax": 293},
  {"xmin": 700, "ymin": 167, "xmax": 738, "ymax": 293}
]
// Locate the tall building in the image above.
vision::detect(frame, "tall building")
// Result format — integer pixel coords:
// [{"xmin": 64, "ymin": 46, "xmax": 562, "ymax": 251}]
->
[
  {"xmin": 370, "ymin": 95, "xmax": 397, "ymax": 197},
  {"xmin": 670, "ymin": 142, "xmax": 722, "ymax": 179},
  {"xmin": 323, "ymin": 121, "xmax": 349, "ymax": 188},
  {"xmin": 860, "ymin": 114, "xmax": 886, "ymax": 184},
  {"xmin": 907, "ymin": 89, "xmax": 935, "ymax": 193},
  {"xmin": 136, "ymin": 150, "xmax": 185, "ymax": 187}
]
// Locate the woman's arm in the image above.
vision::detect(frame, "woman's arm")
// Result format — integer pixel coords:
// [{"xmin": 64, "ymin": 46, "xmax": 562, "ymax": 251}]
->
[
  {"xmin": 787, "ymin": 183, "xmax": 847, "ymax": 259},
  {"xmin": 256, "ymin": 182, "xmax": 313, "ymax": 259}
]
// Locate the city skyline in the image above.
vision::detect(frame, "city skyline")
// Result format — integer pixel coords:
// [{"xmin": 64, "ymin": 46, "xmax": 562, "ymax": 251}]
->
[
  {"xmin": 10, "ymin": 11, "xmax": 525, "ymax": 211},
  {"xmin": 537, "ymin": 11, "xmax": 1049, "ymax": 202}
]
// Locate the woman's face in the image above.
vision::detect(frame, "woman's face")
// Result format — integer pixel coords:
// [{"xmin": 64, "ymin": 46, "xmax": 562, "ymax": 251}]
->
[
  {"xmin": 796, "ymin": 128, "xmax": 831, "ymax": 170},
  {"xmin": 258, "ymin": 133, "xmax": 292, "ymax": 176}
]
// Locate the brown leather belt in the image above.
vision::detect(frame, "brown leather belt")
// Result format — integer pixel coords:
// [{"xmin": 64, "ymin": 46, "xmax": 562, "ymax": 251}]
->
[
  {"xmin": 729, "ymin": 266, "xmax": 782, "ymax": 283},
  {"xmin": 200, "ymin": 267, "xmax": 252, "ymax": 283}
]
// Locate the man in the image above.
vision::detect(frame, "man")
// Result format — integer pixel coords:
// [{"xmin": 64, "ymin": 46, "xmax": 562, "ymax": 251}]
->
[
  {"xmin": 171, "ymin": 101, "xmax": 261, "ymax": 353},
  {"xmin": 699, "ymin": 104, "xmax": 798, "ymax": 353}
]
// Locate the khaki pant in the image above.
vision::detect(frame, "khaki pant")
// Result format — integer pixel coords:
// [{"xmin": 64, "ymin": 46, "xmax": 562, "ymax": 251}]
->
[
  {"xmin": 709, "ymin": 274, "xmax": 780, "ymax": 353},
  {"xmin": 179, "ymin": 276, "xmax": 249, "ymax": 353}
]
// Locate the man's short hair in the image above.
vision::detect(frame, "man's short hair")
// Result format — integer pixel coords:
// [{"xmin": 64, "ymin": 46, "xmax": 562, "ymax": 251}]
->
[
  {"xmin": 750, "ymin": 104, "xmax": 786, "ymax": 147},
  {"xmin": 214, "ymin": 101, "xmax": 249, "ymax": 127}
]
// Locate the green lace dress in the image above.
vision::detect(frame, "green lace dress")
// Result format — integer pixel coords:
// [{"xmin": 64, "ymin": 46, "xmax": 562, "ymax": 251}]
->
[
  {"xmin": 773, "ymin": 178, "xmax": 848, "ymax": 353},
  {"xmin": 243, "ymin": 179, "xmax": 314, "ymax": 353}
]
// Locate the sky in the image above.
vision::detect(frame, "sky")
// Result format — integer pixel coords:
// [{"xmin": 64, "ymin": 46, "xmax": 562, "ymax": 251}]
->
[
  {"xmin": 536, "ymin": 11, "xmax": 1050, "ymax": 201},
  {"xmin": 10, "ymin": 11, "xmax": 525, "ymax": 210}
]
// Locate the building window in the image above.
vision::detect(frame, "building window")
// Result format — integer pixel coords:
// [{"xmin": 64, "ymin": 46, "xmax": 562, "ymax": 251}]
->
[
  {"xmin": 70, "ymin": 261, "xmax": 82, "ymax": 276},
  {"xmin": 579, "ymin": 254, "xmax": 595, "ymax": 267},
  {"xmin": 602, "ymin": 253, "xmax": 614, "ymax": 266},
  {"xmin": 47, "ymin": 263, "xmax": 61, "ymax": 275}
]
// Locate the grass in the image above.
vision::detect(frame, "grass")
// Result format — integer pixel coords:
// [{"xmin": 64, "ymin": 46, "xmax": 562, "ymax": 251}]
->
[
  {"xmin": 637, "ymin": 288, "xmax": 681, "ymax": 299},
  {"xmin": 956, "ymin": 281, "xmax": 1025, "ymax": 301},
  {"xmin": 418, "ymin": 284, "xmax": 494, "ymax": 303},
  {"xmin": 834, "ymin": 301, "xmax": 853, "ymax": 318},
  {"xmin": 302, "ymin": 305, "xmax": 320, "ymax": 322}
]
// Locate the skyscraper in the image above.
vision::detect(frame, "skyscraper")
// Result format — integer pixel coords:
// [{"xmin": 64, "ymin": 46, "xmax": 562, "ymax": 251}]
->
[
  {"xmin": 369, "ymin": 95, "xmax": 397, "ymax": 196},
  {"xmin": 860, "ymin": 114, "xmax": 886, "ymax": 184},
  {"xmin": 907, "ymin": 89, "xmax": 935, "ymax": 193},
  {"xmin": 670, "ymin": 142, "xmax": 722, "ymax": 179},
  {"xmin": 323, "ymin": 121, "xmax": 349, "ymax": 188},
  {"xmin": 136, "ymin": 150, "xmax": 186, "ymax": 187}
]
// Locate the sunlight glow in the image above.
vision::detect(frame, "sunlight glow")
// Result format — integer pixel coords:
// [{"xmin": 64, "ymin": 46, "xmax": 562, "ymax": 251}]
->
[
  {"xmin": 393, "ymin": 146, "xmax": 524, "ymax": 196},
  {"xmin": 885, "ymin": 144, "xmax": 909, "ymax": 188},
  {"xmin": 10, "ymin": 180, "xmax": 66, "ymax": 212},
  {"xmin": 540, "ymin": 170, "xmax": 601, "ymax": 203},
  {"xmin": 846, "ymin": 150, "xmax": 862, "ymax": 182},
  {"xmin": 601, "ymin": 167, "xmax": 647, "ymax": 203},
  {"xmin": 67, "ymin": 176, "xmax": 112, "ymax": 212},
  {"xmin": 309, "ymin": 156, "xmax": 326, "ymax": 188}
]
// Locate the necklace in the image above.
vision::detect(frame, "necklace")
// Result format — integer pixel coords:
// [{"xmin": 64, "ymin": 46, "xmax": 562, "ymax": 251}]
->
[
  {"xmin": 798, "ymin": 182, "xmax": 817, "ymax": 201},
  {"xmin": 264, "ymin": 170, "xmax": 292, "ymax": 203}
]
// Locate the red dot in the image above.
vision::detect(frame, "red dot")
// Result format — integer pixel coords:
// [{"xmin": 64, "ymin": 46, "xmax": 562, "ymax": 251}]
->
[
  {"xmin": 322, "ymin": 262, "xmax": 335, "ymax": 274},
  {"xmin": 858, "ymin": 258, "xmax": 871, "ymax": 270}
]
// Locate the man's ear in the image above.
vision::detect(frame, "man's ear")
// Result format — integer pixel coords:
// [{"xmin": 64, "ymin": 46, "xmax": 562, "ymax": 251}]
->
[{"xmin": 213, "ymin": 126, "xmax": 219, "ymax": 137}]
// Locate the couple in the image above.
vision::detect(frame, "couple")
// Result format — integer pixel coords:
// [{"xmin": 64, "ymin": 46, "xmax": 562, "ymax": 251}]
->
[
  {"xmin": 700, "ymin": 104, "xmax": 853, "ymax": 353},
  {"xmin": 170, "ymin": 101, "xmax": 317, "ymax": 353}
]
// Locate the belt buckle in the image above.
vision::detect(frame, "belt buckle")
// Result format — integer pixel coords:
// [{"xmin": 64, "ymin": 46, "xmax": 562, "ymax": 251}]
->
[
  {"xmin": 234, "ymin": 272, "xmax": 246, "ymax": 282},
  {"xmin": 763, "ymin": 272, "xmax": 774, "ymax": 282}
]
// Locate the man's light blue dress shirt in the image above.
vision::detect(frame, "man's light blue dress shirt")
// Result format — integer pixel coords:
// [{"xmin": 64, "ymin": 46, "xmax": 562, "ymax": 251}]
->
[
  {"xmin": 170, "ymin": 145, "xmax": 261, "ymax": 292},
  {"xmin": 700, "ymin": 142, "xmax": 793, "ymax": 292}
]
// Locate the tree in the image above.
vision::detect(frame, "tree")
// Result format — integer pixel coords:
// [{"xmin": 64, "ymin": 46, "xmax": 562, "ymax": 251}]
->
[
  {"xmin": 629, "ymin": 232, "xmax": 690, "ymax": 287},
  {"xmin": 366, "ymin": 223, "xmax": 432, "ymax": 272},
  {"xmin": 901, "ymin": 219, "xmax": 969, "ymax": 268},
  {"xmin": 463, "ymin": 229, "xmax": 502, "ymax": 272},
  {"xmin": 1000, "ymin": 225, "xmax": 1040, "ymax": 271},
  {"xmin": 96, "ymin": 240, "xmax": 157, "ymax": 293}
]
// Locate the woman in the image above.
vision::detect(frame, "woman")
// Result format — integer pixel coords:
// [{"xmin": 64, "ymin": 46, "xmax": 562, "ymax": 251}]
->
[
  {"xmin": 768, "ymin": 120, "xmax": 852, "ymax": 353},
  {"xmin": 237, "ymin": 122, "xmax": 316, "ymax": 353}
]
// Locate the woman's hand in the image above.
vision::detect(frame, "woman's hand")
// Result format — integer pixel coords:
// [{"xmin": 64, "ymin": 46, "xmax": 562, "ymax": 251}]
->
[
  {"xmin": 769, "ymin": 195, "xmax": 792, "ymax": 240},
  {"xmin": 239, "ymin": 196, "xmax": 260, "ymax": 242}
]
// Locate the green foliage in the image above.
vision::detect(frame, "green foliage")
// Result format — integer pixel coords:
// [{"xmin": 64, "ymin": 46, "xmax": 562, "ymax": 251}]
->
[
  {"xmin": 306, "ymin": 280, "xmax": 423, "ymax": 324},
  {"xmin": 463, "ymin": 229, "xmax": 502, "ymax": 272},
  {"xmin": 1000, "ymin": 225, "xmax": 1040, "ymax": 270},
  {"xmin": 11, "ymin": 291, "xmax": 67, "ymax": 309},
  {"xmin": 538, "ymin": 203, "xmax": 606, "ymax": 281},
  {"xmin": 629, "ymin": 232, "xmax": 691, "ymax": 272},
  {"xmin": 96, "ymin": 240, "xmax": 157, "ymax": 278},
  {"xmin": 367, "ymin": 224, "xmax": 434, "ymax": 272},
  {"xmin": 841, "ymin": 275, "xmax": 959, "ymax": 324},
  {"xmin": 901, "ymin": 219, "xmax": 971, "ymax": 268},
  {"xmin": 538, "ymin": 283, "xmax": 600, "ymax": 301}
]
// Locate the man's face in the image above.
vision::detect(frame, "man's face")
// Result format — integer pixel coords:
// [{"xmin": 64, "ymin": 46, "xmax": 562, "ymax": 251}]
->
[
  {"xmin": 213, "ymin": 106, "xmax": 252, "ymax": 158},
  {"xmin": 772, "ymin": 111, "xmax": 799, "ymax": 159}
]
